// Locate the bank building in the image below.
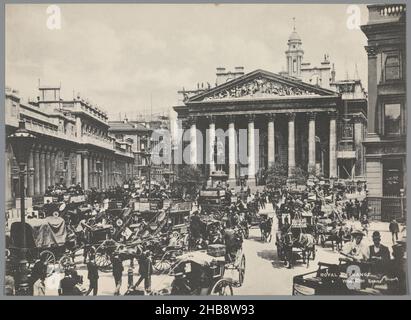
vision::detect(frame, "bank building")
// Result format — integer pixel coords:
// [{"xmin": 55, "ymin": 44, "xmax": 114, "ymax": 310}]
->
[{"xmin": 173, "ymin": 26, "xmax": 368, "ymax": 188}]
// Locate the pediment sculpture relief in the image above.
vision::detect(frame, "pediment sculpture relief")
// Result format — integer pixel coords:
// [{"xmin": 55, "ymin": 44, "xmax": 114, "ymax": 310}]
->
[{"xmin": 203, "ymin": 76, "xmax": 317, "ymax": 101}]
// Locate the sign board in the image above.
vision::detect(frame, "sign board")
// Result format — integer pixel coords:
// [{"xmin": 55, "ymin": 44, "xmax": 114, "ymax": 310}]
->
[
  {"xmin": 121, "ymin": 227, "xmax": 133, "ymax": 240},
  {"xmin": 291, "ymin": 218, "xmax": 307, "ymax": 228},
  {"xmin": 170, "ymin": 201, "xmax": 192, "ymax": 213},
  {"xmin": 70, "ymin": 195, "xmax": 85, "ymax": 203},
  {"xmin": 108, "ymin": 201, "xmax": 123, "ymax": 209},
  {"xmin": 63, "ymin": 195, "xmax": 70, "ymax": 201},
  {"xmin": 133, "ymin": 202, "xmax": 140, "ymax": 211},
  {"xmin": 149, "ymin": 202, "xmax": 158, "ymax": 210},
  {"xmin": 163, "ymin": 200, "xmax": 172, "ymax": 209},
  {"xmin": 43, "ymin": 197, "xmax": 54, "ymax": 204},
  {"xmin": 124, "ymin": 184, "xmax": 129, "ymax": 189},
  {"xmin": 139, "ymin": 202, "xmax": 151, "ymax": 212},
  {"xmin": 231, "ymin": 196, "xmax": 238, "ymax": 203},
  {"xmin": 200, "ymin": 190, "xmax": 221, "ymax": 197}
]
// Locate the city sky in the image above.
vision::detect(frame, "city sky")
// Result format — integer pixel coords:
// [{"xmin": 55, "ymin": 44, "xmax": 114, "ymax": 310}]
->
[{"xmin": 6, "ymin": 4, "xmax": 368, "ymax": 120}]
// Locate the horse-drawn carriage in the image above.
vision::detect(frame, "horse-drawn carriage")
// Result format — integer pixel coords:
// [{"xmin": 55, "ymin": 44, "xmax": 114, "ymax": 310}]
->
[
  {"xmin": 6, "ymin": 216, "xmax": 77, "ymax": 286},
  {"xmin": 149, "ymin": 246, "xmax": 246, "ymax": 296},
  {"xmin": 198, "ymin": 188, "xmax": 230, "ymax": 219},
  {"xmin": 314, "ymin": 219, "xmax": 352, "ymax": 251},
  {"xmin": 92, "ymin": 200, "xmax": 192, "ymax": 272},
  {"xmin": 275, "ymin": 209, "xmax": 316, "ymax": 268}
]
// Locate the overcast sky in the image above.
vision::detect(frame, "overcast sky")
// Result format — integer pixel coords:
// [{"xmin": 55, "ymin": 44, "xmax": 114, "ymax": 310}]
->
[{"xmin": 6, "ymin": 4, "xmax": 369, "ymax": 120}]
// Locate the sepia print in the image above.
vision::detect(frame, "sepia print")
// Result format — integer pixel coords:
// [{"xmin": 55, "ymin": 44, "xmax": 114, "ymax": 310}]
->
[{"xmin": 3, "ymin": 3, "xmax": 408, "ymax": 297}]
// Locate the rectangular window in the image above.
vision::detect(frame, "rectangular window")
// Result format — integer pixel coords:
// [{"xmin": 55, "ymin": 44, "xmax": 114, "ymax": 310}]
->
[
  {"xmin": 384, "ymin": 103, "xmax": 401, "ymax": 136},
  {"xmin": 385, "ymin": 53, "xmax": 401, "ymax": 81},
  {"xmin": 341, "ymin": 123, "xmax": 353, "ymax": 140},
  {"xmin": 383, "ymin": 159, "xmax": 403, "ymax": 196},
  {"xmin": 293, "ymin": 60, "xmax": 297, "ymax": 73}
]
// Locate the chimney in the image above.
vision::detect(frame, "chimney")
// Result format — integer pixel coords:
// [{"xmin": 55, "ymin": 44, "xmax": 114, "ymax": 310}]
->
[
  {"xmin": 216, "ymin": 67, "xmax": 227, "ymax": 86},
  {"xmin": 331, "ymin": 63, "xmax": 336, "ymax": 83},
  {"xmin": 234, "ymin": 66, "xmax": 245, "ymax": 77}
]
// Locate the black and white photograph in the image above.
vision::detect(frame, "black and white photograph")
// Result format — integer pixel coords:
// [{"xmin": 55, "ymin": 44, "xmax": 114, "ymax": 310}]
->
[{"xmin": 3, "ymin": 2, "xmax": 408, "ymax": 297}]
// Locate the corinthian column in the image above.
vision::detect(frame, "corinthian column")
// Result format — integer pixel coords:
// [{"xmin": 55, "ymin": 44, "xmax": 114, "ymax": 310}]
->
[
  {"xmin": 45, "ymin": 148, "xmax": 51, "ymax": 188},
  {"xmin": 27, "ymin": 149, "xmax": 34, "ymax": 197},
  {"xmin": 308, "ymin": 112, "xmax": 316, "ymax": 172},
  {"xmin": 208, "ymin": 116, "xmax": 216, "ymax": 175},
  {"xmin": 267, "ymin": 114, "xmax": 275, "ymax": 168},
  {"xmin": 329, "ymin": 112, "xmax": 337, "ymax": 178},
  {"xmin": 76, "ymin": 152, "xmax": 82, "ymax": 185},
  {"xmin": 228, "ymin": 115, "xmax": 236, "ymax": 186},
  {"xmin": 189, "ymin": 117, "xmax": 197, "ymax": 166},
  {"xmin": 33, "ymin": 147, "xmax": 41, "ymax": 195},
  {"xmin": 83, "ymin": 152, "xmax": 89, "ymax": 190},
  {"xmin": 247, "ymin": 115, "xmax": 256, "ymax": 186},
  {"xmin": 287, "ymin": 113, "xmax": 296, "ymax": 177},
  {"xmin": 39, "ymin": 148, "xmax": 46, "ymax": 194}
]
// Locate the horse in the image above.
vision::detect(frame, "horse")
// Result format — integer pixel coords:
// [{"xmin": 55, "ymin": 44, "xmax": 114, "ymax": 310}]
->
[
  {"xmin": 259, "ymin": 217, "xmax": 273, "ymax": 242},
  {"xmin": 296, "ymin": 233, "xmax": 316, "ymax": 267}
]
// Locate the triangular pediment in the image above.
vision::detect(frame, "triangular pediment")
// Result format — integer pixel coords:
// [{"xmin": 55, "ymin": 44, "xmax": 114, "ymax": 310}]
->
[{"xmin": 187, "ymin": 69, "xmax": 337, "ymax": 103}]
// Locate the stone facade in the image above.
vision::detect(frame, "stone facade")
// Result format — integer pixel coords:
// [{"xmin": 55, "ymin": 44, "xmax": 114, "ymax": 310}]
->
[
  {"xmin": 5, "ymin": 86, "xmax": 135, "ymax": 209},
  {"xmin": 361, "ymin": 4, "xmax": 406, "ymax": 221},
  {"xmin": 174, "ymin": 28, "xmax": 367, "ymax": 188}
]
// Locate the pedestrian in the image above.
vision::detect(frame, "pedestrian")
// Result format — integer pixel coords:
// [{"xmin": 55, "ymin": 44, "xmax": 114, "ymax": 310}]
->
[
  {"xmin": 341, "ymin": 229, "xmax": 370, "ymax": 262},
  {"xmin": 384, "ymin": 244, "xmax": 407, "ymax": 295},
  {"xmin": 389, "ymin": 218, "xmax": 400, "ymax": 244},
  {"xmin": 368, "ymin": 231, "xmax": 390, "ymax": 273},
  {"xmin": 86, "ymin": 254, "xmax": 99, "ymax": 296},
  {"xmin": 134, "ymin": 250, "xmax": 153, "ymax": 293},
  {"xmin": 5, "ymin": 260, "xmax": 15, "ymax": 296},
  {"xmin": 112, "ymin": 253, "xmax": 124, "ymax": 295},
  {"xmin": 31, "ymin": 255, "xmax": 47, "ymax": 296},
  {"xmin": 59, "ymin": 268, "xmax": 83, "ymax": 296}
]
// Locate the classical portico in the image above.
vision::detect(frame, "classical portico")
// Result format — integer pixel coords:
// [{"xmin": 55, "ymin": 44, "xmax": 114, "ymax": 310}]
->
[{"xmin": 175, "ymin": 69, "xmax": 341, "ymax": 187}]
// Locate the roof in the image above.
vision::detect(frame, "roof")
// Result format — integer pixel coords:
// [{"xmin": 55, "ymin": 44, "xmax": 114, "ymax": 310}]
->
[{"xmin": 108, "ymin": 121, "xmax": 150, "ymax": 132}]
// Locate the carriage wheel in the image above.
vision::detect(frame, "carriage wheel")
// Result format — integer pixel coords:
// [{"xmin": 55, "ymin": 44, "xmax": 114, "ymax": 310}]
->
[
  {"xmin": 40, "ymin": 250, "xmax": 56, "ymax": 277},
  {"xmin": 95, "ymin": 245, "xmax": 113, "ymax": 271},
  {"xmin": 238, "ymin": 255, "xmax": 246, "ymax": 286},
  {"xmin": 58, "ymin": 254, "xmax": 73, "ymax": 271},
  {"xmin": 209, "ymin": 279, "xmax": 233, "ymax": 296},
  {"xmin": 153, "ymin": 258, "xmax": 172, "ymax": 273}
]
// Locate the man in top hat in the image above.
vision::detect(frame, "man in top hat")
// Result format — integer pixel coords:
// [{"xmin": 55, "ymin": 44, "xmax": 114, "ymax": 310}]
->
[{"xmin": 341, "ymin": 229, "xmax": 370, "ymax": 262}]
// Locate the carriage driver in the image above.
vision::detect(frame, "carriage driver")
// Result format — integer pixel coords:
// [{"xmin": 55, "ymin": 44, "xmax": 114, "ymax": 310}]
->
[{"xmin": 341, "ymin": 229, "xmax": 370, "ymax": 262}]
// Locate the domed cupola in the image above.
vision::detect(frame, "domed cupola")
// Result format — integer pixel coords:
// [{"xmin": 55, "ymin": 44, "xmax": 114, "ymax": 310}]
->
[{"xmin": 285, "ymin": 18, "xmax": 304, "ymax": 78}]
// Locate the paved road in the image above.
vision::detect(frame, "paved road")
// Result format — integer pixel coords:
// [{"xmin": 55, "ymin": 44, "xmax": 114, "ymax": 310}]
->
[{"xmin": 44, "ymin": 203, "xmax": 404, "ymax": 296}]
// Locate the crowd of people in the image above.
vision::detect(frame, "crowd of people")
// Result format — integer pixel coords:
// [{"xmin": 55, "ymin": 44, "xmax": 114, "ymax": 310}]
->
[{"xmin": 5, "ymin": 174, "xmax": 407, "ymax": 296}]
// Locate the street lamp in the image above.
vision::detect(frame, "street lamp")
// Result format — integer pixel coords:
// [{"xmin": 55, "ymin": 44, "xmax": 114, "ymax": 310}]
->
[{"xmin": 8, "ymin": 120, "xmax": 36, "ymax": 295}]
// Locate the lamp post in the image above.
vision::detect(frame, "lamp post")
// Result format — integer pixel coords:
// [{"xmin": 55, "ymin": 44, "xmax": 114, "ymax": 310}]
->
[
  {"xmin": 8, "ymin": 120, "xmax": 36, "ymax": 295},
  {"xmin": 96, "ymin": 160, "xmax": 102, "ymax": 190},
  {"xmin": 141, "ymin": 138, "xmax": 154, "ymax": 199}
]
